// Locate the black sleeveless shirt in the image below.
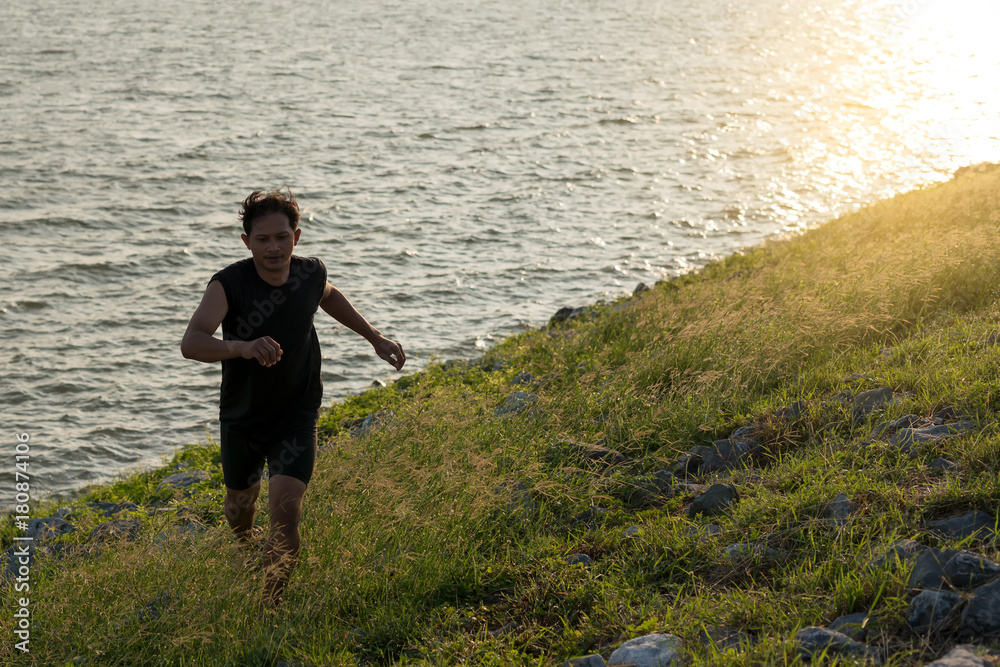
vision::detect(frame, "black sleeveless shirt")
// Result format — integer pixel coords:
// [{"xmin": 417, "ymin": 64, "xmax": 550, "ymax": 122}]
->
[{"xmin": 210, "ymin": 255, "xmax": 326, "ymax": 439}]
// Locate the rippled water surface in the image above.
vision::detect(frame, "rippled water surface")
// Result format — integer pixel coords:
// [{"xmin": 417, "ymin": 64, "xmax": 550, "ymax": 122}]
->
[{"xmin": 2, "ymin": 0, "xmax": 998, "ymax": 503}]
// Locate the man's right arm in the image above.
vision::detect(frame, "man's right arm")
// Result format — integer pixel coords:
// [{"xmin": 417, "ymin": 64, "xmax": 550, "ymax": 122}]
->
[{"xmin": 180, "ymin": 280, "xmax": 282, "ymax": 366}]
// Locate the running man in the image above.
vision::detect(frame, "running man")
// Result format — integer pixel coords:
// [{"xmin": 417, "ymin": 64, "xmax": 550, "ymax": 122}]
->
[{"xmin": 181, "ymin": 187, "xmax": 405, "ymax": 608}]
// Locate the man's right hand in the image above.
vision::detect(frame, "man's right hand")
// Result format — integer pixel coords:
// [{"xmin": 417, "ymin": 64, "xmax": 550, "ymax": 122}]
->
[{"xmin": 241, "ymin": 337, "xmax": 283, "ymax": 367}]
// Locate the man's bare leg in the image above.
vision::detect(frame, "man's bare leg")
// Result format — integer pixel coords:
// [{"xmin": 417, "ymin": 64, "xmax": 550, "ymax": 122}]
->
[
  {"xmin": 224, "ymin": 482, "xmax": 261, "ymax": 544},
  {"xmin": 262, "ymin": 474, "xmax": 306, "ymax": 608}
]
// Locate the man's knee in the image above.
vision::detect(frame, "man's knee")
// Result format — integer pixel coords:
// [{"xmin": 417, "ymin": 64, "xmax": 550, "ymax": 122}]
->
[{"xmin": 225, "ymin": 483, "xmax": 260, "ymax": 511}]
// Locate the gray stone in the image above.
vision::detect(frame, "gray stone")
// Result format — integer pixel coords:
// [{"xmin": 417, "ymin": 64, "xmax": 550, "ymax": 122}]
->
[
  {"xmin": 852, "ymin": 387, "xmax": 897, "ymax": 424},
  {"xmin": 724, "ymin": 542, "xmax": 785, "ymax": 561},
  {"xmin": 90, "ymin": 519, "xmax": 142, "ymax": 542},
  {"xmin": 493, "ymin": 392, "xmax": 539, "ymax": 417},
  {"xmin": 867, "ymin": 539, "xmax": 927, "ymax": 572},
  {"xmin": 961, "ymin": 577, "xmax": 1000, "ymax": 637},
  {"xmin": 157, "ymin": 471, "xmax": 210, "ymax": 490},
  {"xmin": 688, "ymin": 484, "xmax": 739, "ymax": 518},
  {"xmin": 699, "ymin": 625, "xmax": 755, "ymax": 651},
  {"xmin": 574, "ymin": 505, "xmax": 610, "ymax": 524},
  {"xmin": 689, "ymin": 524, "xmax": 722, "ymax": 541},
  {"xmin": 87, "ymin": 501, "xmax": 140, "ymax": 516},
  {"xmin": 794, "ymin": 626, "xmax": 881, "ymax": 663},
  {"xmin": 698, "ymin": 437, "xmax": 762, "ymax": 474},
  {"xmin": 908, "ymin": 547, "xmax": 961, "ymax": 590},
  {"xmin": 633, "ymin": 282, "xmax": 650, "ymax": 295},
  {"xmin": 26, "ymin": 516, "xmax": 74, "ymax": 541},
  {"xmin": 550, "ymin": 306, "xmax": 585, "ymax": 326},
  {"xmin": 891, "ymin": 421, "xmax": 978, "ymax": 448},
  {"xmin": 777, "ymin": 400, "xmax": 807, "ymax": 421},
  {"xmin": 823, "ymin": 493, "xmax": 857, "ymax": 525},
  {"xmin": 511, "ymin": 372, "xmax": 535, "ymax": 386},
  {"xmin": 934, "ymin": 406, "xmax": 961, "ymax": 422},
  {"xmin": 927, "ymin": 511, "xmax": 998, "ymax": 542},
  {"xmin": 565, "ymin": 553, "xmax": 593, "ymax": 565},
  {"xmin": 943, "ymin": 551, "xmax": 1000, "ymax": 589},
  {"xmin": 829, "ymin": 612, "xmax": 870, "ymax": 641},
  {"xmin": 563, "ymin": 655, "xmax": 607, "ymax": 667},
  {"xmin": 870, "ymin": 414, "xmax": 921, "ymax": 440},
  {"xmin": 907, "ymin": 590, "xmax": 962, "ymax": 632},
  {"xmin": 926, "ymin": 645, "xmax": 994, "ymax": 666},
  {"xmin": 930, "ymin": 458, "xmax": 960, "ymax": 471},
  {"xmin": 344, "ymin": 410, "xmax": 396, "ymax": 437},
  {"xmin": 669, "ymin": 450, "xmax": 705, "ymax": 478},
  {"xmin": 499, "ymin": 481, "xmax": 535, "ymax": 520},
  {"xmin": 608, "ymin": 633, "xmax": 682, "ymax": 667},
  {"xmin": 622, "ymin": 525, "xmax": 640, "ymax": 539},
  {"xmin": 567, "ymin": 442, "xmax": 627, "ymax": 468}
]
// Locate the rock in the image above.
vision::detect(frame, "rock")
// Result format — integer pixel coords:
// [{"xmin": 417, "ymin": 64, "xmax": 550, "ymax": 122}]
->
[
  {"xmin": 608, "ymin": 633, "xmax": 682, "ymax": 667},
  {"xmin": 852, "ymin": 387, "xmax": 898, "ymax": 424},
  {"xmin": 574, "ymin": 505, "xmax": 610, "ymax": 524},
  {"xmin": 961, "ymin": 577, "xmax": 1000, "ymax": 637},
  {"xmin": 699, "ymin": 625, "xmax": 755, "ymax": 651},
  {"xmin": 498, "ymin": 481, "xmax": 535, "ymax": 520},
  {"xmin": 90, "ymin": 519, "xmax": 142, "ymax": 542},
  {"xmin": 668, "ymin": 450, "xmax": 705, "ymax": 478},
  {"xmin": 823, "ymin": 493, "xmax": 857, "ymax": 525},
  {"xmin": 157, "ymin": 471, "xmax": 210, "ymax": 490},
  {"xmin": 550, "ymin": 306, "xmax": 585, "ymax": 326},
  {"xmin": 777, "ymin": 400, "xmax": 807, "ymax": 421},
  {"xmin": 829, "ymin": 612, "xmax": 870, "ymax": 641},
  {"xmin": 927, "ymin": 511, "xmax": 998, "ymax": 542},
  {"xmin": 343, "ymin": 411, "xmax": 396, "ymax": 437},
  {"xmin": 891, "ymin": 421, "xmax": 978, "ymax": 448},
  {"xmin": 867, "ymin": 539, "xmax": 927, "ymax": 571},
  {"xmin": 688, "ymin": 484, "xmax": 739, "ymax": 518},
  {"xmin": 565, "ymin": 553, "xmax": 593, "ymax": 565},
  {"xmin": 622, "ymin": 525, "xmax": 641, "ymax": 539},
  {"xmin": 698, "ymin": 437, "xmax": 762, "ymax": 474},
  {"xmin": 908, "ymin": 590, "xmax": 962, "ymax": 633},
  {"xmin": 493, "ymin": 392, "xmax": 539, "ymax": 417},
  {"xmin": 724, "ymin": 542, "xmax": 785, "ymax": 561},
  {"xmin": 870, "ymin": 414, "xmax": 922, "ymax": 441},
  {"xmin": 934, "ymin": 406, "xmax": 960, "ymax": 422},
  {"xmin": 488, "ymin": 621, "xmax": 518, "ymax": 637},
  {"xmin": 689, "ymin": 524, "xmax": 723, "ymax": 541},
  {"xmin": 930, "ymin": 458, "xmax": 960, "ymax": 471},
  {"xmin": 563, "ymin": 655, "xmax": 607, "ymax": 667},
  {"xmin": 87, "ymin": 501, "xmax": 139, "ymax": 516},
  {"xmin": 633, "ymin": 283, "xmax": 651, "ymax": 295},
  {"xmin": 926, "ymin": 644, "xmax": 995, "ymax": 666},
  {"xmin": 908, "ymin": 547, "xmax": 961, "ymax": 590},
  {"xmin": 370, "ymin": 379, "xmax": 387, "ymax": 388},
  {"xmin": 26, "ymin": 516, "xmax": 74, "ymax": 541},
  {"xmin": 567, "ymin": 442, "xmax": 627, "ymax": 468},
  {"xmin": 794, "ymin": 626, "xmax": 880, "ymax": 663},
  {"xmin": 511, "ymin": 372, "xmax": 535, "ymax": 386},
  {"xmin": 943, "ymin": 551, "xmax": 1000, "ymax": 589}
]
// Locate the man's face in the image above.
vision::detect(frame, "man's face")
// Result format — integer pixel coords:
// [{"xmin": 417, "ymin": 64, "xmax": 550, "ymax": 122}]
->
[{"xmin": 241, "ymin": 212, "xmax": 301, "ymax": 272}]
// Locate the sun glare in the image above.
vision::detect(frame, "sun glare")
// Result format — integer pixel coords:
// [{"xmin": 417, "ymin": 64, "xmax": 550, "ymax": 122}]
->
[{"xmin": 893, "ymin": 0, "xmax": 1000, "ymax": 165}]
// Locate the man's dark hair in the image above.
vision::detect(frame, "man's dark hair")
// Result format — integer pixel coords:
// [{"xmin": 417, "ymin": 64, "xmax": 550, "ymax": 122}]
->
[{"xmin": 239, "ymin": 187, "xmax": 300, "ymax": 235}]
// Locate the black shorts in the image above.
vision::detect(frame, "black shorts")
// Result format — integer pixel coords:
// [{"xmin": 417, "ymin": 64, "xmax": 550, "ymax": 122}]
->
[{"xmin": 220, "ymin": 420, "xmax": 318, "ymax": 490}]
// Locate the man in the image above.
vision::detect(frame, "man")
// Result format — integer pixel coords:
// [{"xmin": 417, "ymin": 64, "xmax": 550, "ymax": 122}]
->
[{"xmin": 181, "ymin": 188, "xmax": 405, "ymax": 608}]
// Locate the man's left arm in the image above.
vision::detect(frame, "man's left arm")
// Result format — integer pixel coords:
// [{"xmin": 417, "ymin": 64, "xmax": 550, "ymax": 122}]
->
[{"xmin": 320, "ymin": 282, "xmax": 406, "ymax": 371}]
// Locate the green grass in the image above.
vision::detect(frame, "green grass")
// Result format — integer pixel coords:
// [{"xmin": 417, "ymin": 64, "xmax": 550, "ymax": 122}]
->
[{"xmin": 5, "ymin": 165, "xmax": 1000, "ymax": 665}]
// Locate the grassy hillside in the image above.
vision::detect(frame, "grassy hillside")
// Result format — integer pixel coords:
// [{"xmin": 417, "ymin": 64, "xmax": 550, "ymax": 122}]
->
[{"xmin": 4, "ymin": 163, "xmax": 1000, "ymax": 666}]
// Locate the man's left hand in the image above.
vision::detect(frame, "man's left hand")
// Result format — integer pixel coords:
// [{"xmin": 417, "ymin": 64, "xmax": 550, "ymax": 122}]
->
[{"xmin": 374, "ymin": 337, "xmax": 406, "ymax": 371}]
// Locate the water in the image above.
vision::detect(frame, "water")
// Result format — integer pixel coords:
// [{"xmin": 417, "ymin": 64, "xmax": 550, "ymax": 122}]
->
[{"xmin": 2, "ymin": 0, "xmax": 998, "ymax": 504}]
